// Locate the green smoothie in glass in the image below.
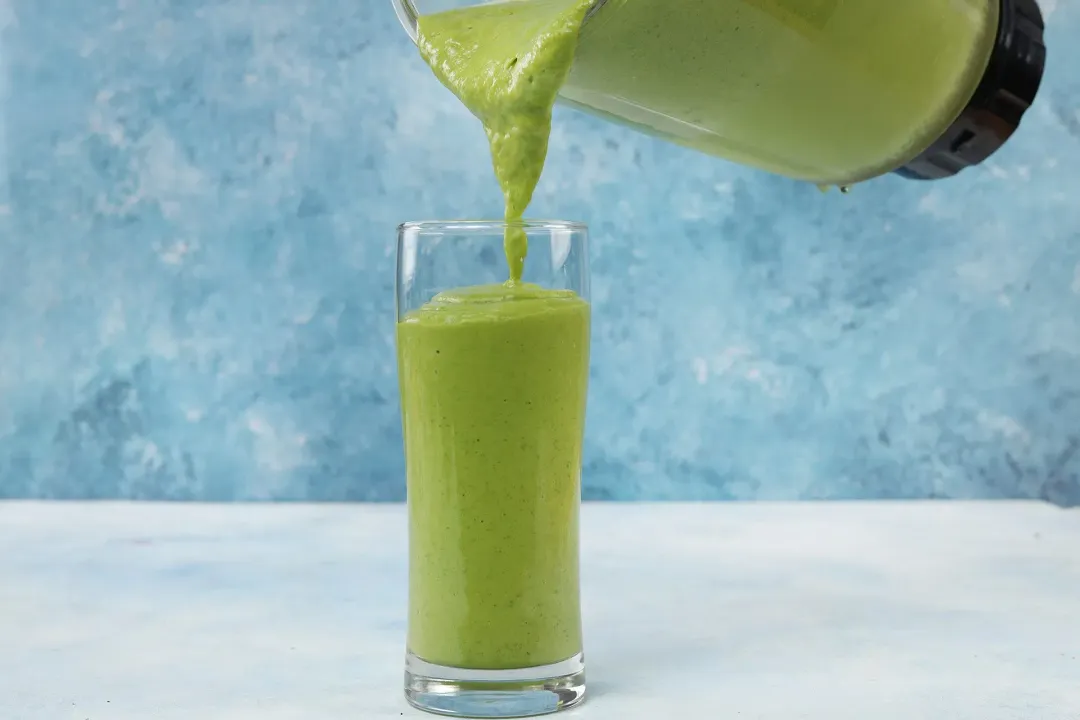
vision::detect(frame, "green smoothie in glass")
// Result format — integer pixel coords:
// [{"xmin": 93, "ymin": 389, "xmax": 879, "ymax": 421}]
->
[
  {"xmin": 399, "ymin": 282, "xmax": 590, "ymax": 670},
  {"xmin": 397, "ymin": 219, "xmax": 591, "ymax": 715}
]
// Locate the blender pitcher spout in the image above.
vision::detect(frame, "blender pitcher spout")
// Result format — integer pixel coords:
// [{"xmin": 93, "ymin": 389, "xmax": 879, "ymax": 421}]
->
[
  {"xmin": 392, "ymin": 0, "xmax": 607, "ymax": 45},
  {"xmin": 392, "ymin": 0, "xmax": 419, "ymax": 44}
]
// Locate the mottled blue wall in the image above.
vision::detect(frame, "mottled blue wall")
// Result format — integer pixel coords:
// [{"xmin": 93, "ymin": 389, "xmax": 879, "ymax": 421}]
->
[{"xmin": 1, "ymin": 0, "xmax": 1078, "ymax": 503}]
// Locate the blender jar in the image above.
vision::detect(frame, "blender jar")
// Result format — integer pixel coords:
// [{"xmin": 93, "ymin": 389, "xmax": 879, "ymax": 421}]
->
[{"xmin": 393, "ymin": 0, "xmax": 1045, "ymax": 184}]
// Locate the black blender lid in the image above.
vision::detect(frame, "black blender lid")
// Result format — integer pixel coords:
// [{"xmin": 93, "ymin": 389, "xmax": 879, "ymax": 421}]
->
[{"xmin": 896, "ymin": 0, "xmax": 1047, "ymax": 181}]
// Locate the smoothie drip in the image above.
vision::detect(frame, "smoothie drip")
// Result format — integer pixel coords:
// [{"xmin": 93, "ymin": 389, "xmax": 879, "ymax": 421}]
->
[{"xmin": 417, "ymin": 0, "xmax": 592, "ymax": 283}]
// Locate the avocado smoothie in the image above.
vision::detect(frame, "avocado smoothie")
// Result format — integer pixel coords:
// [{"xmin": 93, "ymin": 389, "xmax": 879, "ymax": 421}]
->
[{"xmin": 398, "ymin": 283, "xmax": 590, "ymax": 669}]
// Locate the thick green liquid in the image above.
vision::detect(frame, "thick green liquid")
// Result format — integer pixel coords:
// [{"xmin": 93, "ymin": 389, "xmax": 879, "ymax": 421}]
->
[
  {"xmin": 398, "ymin": 285, "xmax": 590, "ymax": 669},
  {"xmin": 417, "ymin": 0, "xmax": 593, "ymax": 283}
]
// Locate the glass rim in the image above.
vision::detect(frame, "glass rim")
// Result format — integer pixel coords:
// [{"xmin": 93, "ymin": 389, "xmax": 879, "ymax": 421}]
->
[{"xmin": 398, "ymin": 219, "xmax": 587, "ymax": 234}]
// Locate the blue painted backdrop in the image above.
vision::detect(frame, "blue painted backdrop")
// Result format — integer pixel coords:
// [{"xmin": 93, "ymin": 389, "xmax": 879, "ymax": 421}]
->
[{"xmin": 1, "ymin": 0, "xmax": 1078, "ymax": 503}]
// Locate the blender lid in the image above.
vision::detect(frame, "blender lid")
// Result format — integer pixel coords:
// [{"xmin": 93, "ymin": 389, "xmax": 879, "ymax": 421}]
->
[{"xmin": 896, "ymin": 0, "xmax": 1046, "ymax": 181}]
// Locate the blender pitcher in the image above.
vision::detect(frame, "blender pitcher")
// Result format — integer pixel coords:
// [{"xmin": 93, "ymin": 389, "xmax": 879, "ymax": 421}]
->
[{"xmin": 393, "ymin": 0, "xmax": 1046, "ymax": 185}]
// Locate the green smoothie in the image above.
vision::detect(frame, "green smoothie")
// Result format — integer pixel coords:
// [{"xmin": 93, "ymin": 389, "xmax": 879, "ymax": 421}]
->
[
  {"xmin": 398, "ymin": 283, "xmax": 590, "ymax": 669},
  {"xmin": 417, "ymin": 0, "xmax": 998, "ymax": 187},
  {"xmin": 417, "ymin": 0, "xmax": 593, "ymax": 282}
]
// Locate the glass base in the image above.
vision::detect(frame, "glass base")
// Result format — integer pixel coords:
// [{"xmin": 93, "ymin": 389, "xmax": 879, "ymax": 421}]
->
[{"xmin": 404, "ymin": 651, "xmax": 586, "ymax": 718}]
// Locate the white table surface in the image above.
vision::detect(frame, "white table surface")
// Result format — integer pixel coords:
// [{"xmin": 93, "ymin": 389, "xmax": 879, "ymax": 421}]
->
[{"xmin": 1, "ymin": 501, "xmax": 1078, "ymax": 720}]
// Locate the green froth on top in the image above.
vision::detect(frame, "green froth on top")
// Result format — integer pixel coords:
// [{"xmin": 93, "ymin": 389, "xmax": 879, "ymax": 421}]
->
[
  {"xmin": 401, "ymin": 283, "xmax": 585, "ymax": 325},
  {"xmin": 416, "ymin": 0, "xmax": 593, "ymax": 284}
]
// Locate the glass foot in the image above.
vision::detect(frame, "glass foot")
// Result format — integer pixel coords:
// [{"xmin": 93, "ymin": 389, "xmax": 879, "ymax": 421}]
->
[{"xmin": 404, "ymin": 651, "xmax": 586, "ymax": 718}]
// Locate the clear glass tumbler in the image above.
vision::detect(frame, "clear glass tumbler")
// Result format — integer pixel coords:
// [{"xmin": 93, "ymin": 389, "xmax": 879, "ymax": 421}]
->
[{"xmin": 396, "ymin": 220, "xmax": 590, "ymax": 718}]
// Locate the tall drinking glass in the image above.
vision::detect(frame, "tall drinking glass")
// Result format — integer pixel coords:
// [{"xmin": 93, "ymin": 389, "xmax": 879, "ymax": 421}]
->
[{"xmin": 396, "ymin": 220, "xmax": 590, "ymax": 718}]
